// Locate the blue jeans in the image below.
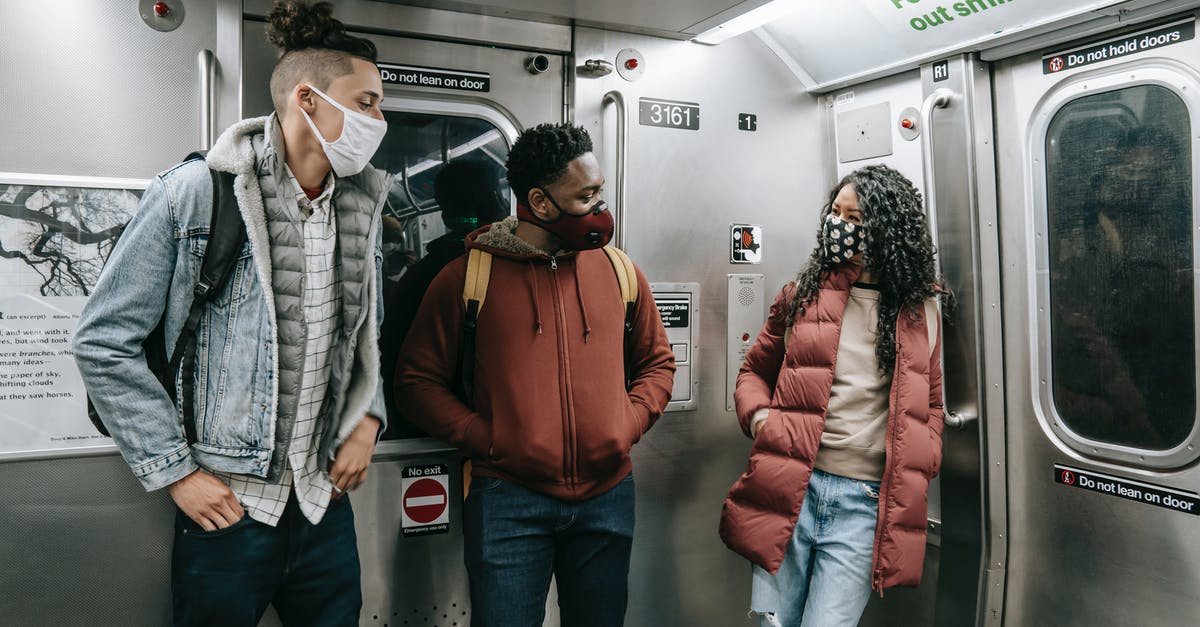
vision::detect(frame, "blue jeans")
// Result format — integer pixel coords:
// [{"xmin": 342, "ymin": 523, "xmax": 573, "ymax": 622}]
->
[
  {"xmin": 750, "ymin": 469, "xmax": 880, "ymax": 627},
  {"xmin": 463, "ymin": 474, "xmax": 636, "ymax": 627},
  {"xmin": 171, "ymin": 493, "xmax": 361, "ymax": 627}
]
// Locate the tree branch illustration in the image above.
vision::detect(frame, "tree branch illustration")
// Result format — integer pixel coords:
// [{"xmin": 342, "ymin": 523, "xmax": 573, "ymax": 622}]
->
[{"xmin": 0, "ymin": 185, "xmax": 139, "ymax": 296}]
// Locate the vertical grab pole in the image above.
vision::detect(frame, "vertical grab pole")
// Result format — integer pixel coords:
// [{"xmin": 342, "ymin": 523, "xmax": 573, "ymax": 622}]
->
[
  {"xmin": 602, "ymin": 90, "xmax": 628, "ymax": 250},
  {"xmin": 920, "ymin": 87, "xmax": 955, "ymax": 264},
  {"xmin": 920, "ymin": 86, "xmax": 977, "ymax": 430},
  {"xmin": 198, "ymin": 49, "xmax": 217, "ymax": 151}
]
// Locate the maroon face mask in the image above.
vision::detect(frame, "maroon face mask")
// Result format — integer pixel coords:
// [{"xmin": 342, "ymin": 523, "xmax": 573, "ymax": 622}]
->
[{"xmin": 517, "ymin": 188, "xmax": 615, "ymax": 250}]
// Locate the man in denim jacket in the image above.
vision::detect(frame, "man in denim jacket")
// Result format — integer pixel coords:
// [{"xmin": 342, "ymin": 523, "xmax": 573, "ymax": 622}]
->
[{"xmin": 73, "ymin": 3, "xmax": 389, "ymax": 625}]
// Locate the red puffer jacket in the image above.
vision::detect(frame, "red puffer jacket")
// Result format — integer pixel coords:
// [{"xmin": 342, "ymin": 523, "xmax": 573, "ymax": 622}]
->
[{"xmin": 718, "ymin": 263, "xmax": 943, "ymax": 591}]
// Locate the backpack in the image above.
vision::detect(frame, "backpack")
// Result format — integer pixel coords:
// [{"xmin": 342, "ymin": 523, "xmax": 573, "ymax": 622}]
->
[
  {"xmin": 86, "ymin": 153, "xmax": 247, "ymax": 440},
  {"xmin": 458, "ymin": 245, "xmax": 639, "ymax": 402}
]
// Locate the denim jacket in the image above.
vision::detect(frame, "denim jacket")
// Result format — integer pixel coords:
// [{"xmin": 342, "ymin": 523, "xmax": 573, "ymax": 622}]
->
[{"xmin": 74, "ymin": 116, "xmax": 388, "ymax": 492}]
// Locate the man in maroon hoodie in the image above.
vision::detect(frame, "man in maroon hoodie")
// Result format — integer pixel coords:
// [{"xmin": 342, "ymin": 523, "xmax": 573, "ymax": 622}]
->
[{"xmin": 394, "ymin": 122, "xmax": 675, "ymax": 626}]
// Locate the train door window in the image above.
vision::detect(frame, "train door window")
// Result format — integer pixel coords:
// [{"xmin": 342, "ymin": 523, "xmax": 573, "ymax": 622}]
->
[
  {"xmin": 1042, "ymin": 81, "xmax": 1196, "ymax": 463},
  {"xmin": 371, "ymin": 105, "xmax": 516, "ymax": 441},
  {"xmin": 373, "ymin": 111, "xmax": 512, "ymax": 280}
]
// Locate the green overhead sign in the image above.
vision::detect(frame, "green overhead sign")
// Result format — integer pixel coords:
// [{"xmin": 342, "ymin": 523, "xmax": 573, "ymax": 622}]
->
[{"xmin": 887, "ymin": 0, "xmax": 1018, "ymax": 33}]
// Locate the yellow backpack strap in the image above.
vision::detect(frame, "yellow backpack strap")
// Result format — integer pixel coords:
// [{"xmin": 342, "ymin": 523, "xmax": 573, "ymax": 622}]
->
[
  {"xmin": 463, "ymin": 248, "xmax": 493, "ymax": 313},
  {"xmin": 603, "ymin": 246, "xmax": 640, "ymax": 387},
  {"xmin": 459, "ymin": 249, "xmax": 493, "ymax": 403},
  {"xmin": 603, "ymin": 245, "xmax": 638, "ymax": 309}
]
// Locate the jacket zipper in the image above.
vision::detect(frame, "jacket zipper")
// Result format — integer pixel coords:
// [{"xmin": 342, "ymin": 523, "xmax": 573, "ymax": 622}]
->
[{"xmin": 548, "ymin": 256, "xmax": 576, "ymax": 487}]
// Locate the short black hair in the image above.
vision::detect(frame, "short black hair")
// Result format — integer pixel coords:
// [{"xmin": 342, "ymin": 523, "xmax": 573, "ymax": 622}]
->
[
  {"xmin": 434, "ymin": 159, "xmax": 509, "ymax": 231},
  {"xmin": 266, "ymin": 1, "xmax": 378, "ymax": 118},
  {"xmin": 505, "ymin": 123, "xmax": 594, "ymax": 204}
]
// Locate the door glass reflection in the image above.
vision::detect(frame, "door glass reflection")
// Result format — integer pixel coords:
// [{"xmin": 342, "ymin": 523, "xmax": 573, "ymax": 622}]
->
[
  {"xmin": 372, "ymin": 111, "xmax": 511, "ymax": 439},
  {"xmin": 1046, "ymin": 84, "xmax": 1194, "ymax": 451}
]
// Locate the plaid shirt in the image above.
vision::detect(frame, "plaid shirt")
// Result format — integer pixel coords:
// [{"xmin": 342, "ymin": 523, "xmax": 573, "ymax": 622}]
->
[{"xmin": 214, "ymin": 166, "xmax": 342, "ymax": 526}]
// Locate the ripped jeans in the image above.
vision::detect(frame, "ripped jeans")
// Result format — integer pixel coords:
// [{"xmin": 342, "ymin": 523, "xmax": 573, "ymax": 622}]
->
[{"xmin": 750, "ymin": 469, "xmax": 880, "ymax": 627}]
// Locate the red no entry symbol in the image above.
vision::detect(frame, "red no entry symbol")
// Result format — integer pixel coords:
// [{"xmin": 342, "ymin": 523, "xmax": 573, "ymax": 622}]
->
[
  {"xmin": 403, "ymin": 478, "xmax": 448, "ymax": 524},
  {"xmin": 1049, "ymin": 57, "xmax": 1065, "ymax": 72},
  {"xmin": 1061, "ymin": 470, "xmax": 1076, "ymax": 486}
]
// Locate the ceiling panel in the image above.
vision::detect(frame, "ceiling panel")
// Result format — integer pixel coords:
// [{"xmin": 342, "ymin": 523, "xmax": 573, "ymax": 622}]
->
[
  {"xmin": 760, "ymin": 0, "xmax": 1134, "ymax": 89},
  {"xmin": 386, "ymin": 0, "xmax": 773, "ymax": 36}
]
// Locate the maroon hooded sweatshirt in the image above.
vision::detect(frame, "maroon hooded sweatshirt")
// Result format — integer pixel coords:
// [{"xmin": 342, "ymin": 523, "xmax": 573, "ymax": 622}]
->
[{"xmin": 394, "ymin": 217, "xmax": 675, "ymax": 501}]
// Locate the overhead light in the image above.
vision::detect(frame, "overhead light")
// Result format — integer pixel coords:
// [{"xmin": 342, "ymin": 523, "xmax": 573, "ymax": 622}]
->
[{"xmin": 692, "ymin": 0, "xmax": 804, "ymax": 45}]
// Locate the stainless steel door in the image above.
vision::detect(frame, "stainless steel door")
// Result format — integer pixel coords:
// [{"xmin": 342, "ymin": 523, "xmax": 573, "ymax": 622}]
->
[
  {"xmin": 241, "ymin": 16, "xmax": 567, "ymax": 625},
  {"xmin": 992, "ymin": 14, "xmax": 1200, "ymax": 626}
]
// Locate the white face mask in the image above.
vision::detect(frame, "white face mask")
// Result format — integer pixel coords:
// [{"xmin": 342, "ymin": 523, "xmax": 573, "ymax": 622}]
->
[{"xmin": 300, "ymin": 83, "xmax": 387, "ymax": 177}]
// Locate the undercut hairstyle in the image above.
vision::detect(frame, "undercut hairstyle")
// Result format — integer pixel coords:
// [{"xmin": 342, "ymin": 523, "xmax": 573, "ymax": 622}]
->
[
  {"xmin": 787, "ymin": 165, "xmax": 945, "ymax": 373},
  {"xmin": 505, "ymin": 123, "xmax": 594, "ymax": 204},
  {"xmin": 266, "ymin": 1, "xmax": 378, "ymax": 119}
]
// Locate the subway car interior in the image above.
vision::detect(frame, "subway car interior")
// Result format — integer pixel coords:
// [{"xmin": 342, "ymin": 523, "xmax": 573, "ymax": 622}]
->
[{"xmin": 3, "ymin": 0, "xmax": 1200, "ymax": 625}]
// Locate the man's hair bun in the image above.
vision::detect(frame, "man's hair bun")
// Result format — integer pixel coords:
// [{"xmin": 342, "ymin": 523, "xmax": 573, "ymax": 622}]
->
[{"xmin": 266, "ymin": 1, "xmax": 377, "ymax": 61}]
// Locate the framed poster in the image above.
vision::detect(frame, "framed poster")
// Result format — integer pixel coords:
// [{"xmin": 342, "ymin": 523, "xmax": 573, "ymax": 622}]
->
[{"xmin": 0, "ymin": 172, "xmax": 147, "ymax": 459}]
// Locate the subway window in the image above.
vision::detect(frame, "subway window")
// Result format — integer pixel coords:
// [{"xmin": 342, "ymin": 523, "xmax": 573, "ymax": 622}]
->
[
  {"xmin": 372, "ymin": 111, "xmax": 511, "ymax": 278},
  {"xmin": 1045, "ymin": 84, "xmax": 1194, "ymax": 452}
]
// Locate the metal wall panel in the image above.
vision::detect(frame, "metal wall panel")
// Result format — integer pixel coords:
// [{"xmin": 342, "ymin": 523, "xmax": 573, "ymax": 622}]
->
[
  {"xmin": 240, "ymin": 20, "xmax": 563, "ymax": 129},
  {"xmin": 0, "ymin": 2, "xmax": 219, "ymax": 178},
  {"xmin": 572, "ymin": 27, "xmax": 826, "ymax": 626},
  {"xmin": 0, "ymin": 454, "xmax": 176, "ymax": 625},
  {"xmin": 825, "ymin": 71, "xmax": 925, "ymax": 187},
  {"xmin": 0, "ymin": 2, "xmax": 218, "ymax": 624}
]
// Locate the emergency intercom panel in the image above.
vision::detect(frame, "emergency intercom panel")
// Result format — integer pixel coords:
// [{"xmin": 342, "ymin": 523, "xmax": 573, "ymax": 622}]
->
[
  {"xmin": 651, "ymin": 282, "xmax": 700, "ymax": 412},
  {"xmin": 726, "ymin": 274, "xmax": 765, "ymax": 412}
]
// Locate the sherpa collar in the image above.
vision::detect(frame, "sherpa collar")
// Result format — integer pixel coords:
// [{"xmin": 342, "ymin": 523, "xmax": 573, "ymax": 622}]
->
[
  {"xmin": 205, "ymin": 115, "xmax": 270, "ymax": 176},
  {"xmin": 470, "ymin": 216, "xmax": 576, "ymax": 258}
]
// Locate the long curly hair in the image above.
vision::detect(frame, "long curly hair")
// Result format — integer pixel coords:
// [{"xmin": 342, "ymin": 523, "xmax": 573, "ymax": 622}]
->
[{"xmin": 786, "ymin": 165, "xmax": 942, "ymax": 373}]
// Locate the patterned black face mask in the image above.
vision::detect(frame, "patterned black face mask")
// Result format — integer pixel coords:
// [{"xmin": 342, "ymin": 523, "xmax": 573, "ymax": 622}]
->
[{"xmin": 823, "ymin": 214, "xmax": 866, "ymax": 262}]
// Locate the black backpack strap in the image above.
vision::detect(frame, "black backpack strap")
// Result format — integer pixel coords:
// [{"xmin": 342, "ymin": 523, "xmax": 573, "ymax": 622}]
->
[
  {"xmin": 458, "ymin": 249, "xmax": 492, "ymax": 406},
  {"xmin": 169, "ymin": 167, "xmax": 246, "ymax": 443},
  {"xmin": 460, "ymin": 300, "xmax": 479, "ymax": 404}
]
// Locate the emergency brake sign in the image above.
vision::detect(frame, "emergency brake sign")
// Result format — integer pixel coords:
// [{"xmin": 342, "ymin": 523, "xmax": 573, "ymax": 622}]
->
[{"xmin": 401, "ymin": 463, "xmax": 450, "ymax": 537}]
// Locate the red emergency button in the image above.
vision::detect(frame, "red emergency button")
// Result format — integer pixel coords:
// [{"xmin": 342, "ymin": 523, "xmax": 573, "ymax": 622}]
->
[
  {"xmin": 900, "ymin": 118, "xmax": 915, "ymax": 129},
  {"xmin": 154, "ymin": 1, "xmax": 170, "ymax": 16},
  {"xmin": 624, "ymin": 58, "xmax": 639, "ymax": 70},
  {"xmin": 742, "ymin": 333, "xmax": 751, "ymax": 342}
]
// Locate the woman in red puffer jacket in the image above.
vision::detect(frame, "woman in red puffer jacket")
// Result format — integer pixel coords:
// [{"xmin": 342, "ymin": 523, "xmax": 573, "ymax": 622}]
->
[{"xmin": 719, "ymin": 165, "xmax": 945, "ymax": 627}]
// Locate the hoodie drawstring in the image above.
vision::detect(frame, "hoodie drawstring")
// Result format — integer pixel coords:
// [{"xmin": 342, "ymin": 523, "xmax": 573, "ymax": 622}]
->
[
  {"xmin": 528, "ymin": 262, "xmax": 544, "ymax": 334},
  {"xmin": 572, "ymin": 261, "xmax": 592, "ymax": 342}
]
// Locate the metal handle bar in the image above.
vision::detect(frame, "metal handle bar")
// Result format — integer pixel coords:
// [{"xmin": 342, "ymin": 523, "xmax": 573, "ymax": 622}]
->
[
  {"xmin": 602, "ymin": 90, "xmax": 628, "ymax": 250},
  {"xmin": 944, "ymin": 410, "xmax": 979, "ymax": 431},
  {"xmin": 919, "ymin": 87, "xmax": 954, "ymax": 258},
  {"xmin": 198, "ymin": 49, "xmax": 217, "ymax": 150}
]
